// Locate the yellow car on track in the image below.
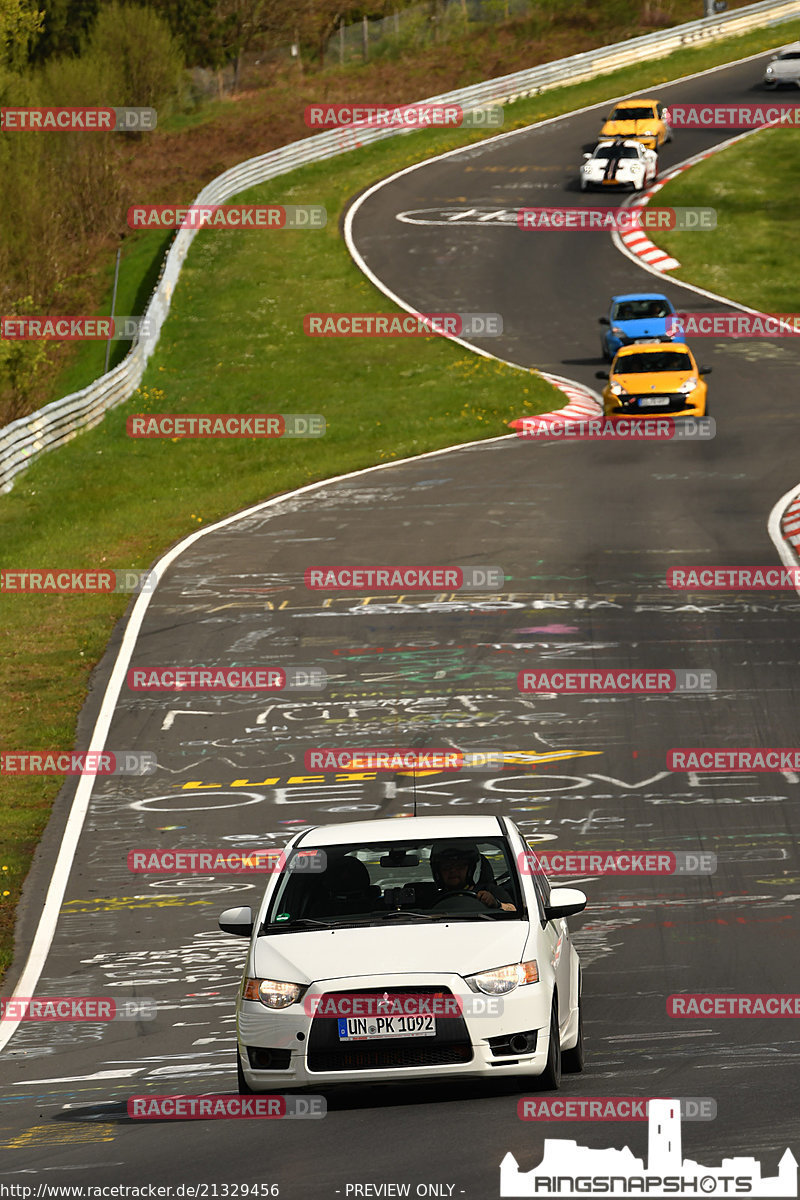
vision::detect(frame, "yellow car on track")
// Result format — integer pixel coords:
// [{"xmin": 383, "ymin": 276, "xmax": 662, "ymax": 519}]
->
[
  {"xmin": 598, "ymin": 98, "xmax": 671, "ymax": 150},
  {"xmin": 596, "ymin": 343, "xmax": 711, "ymax": 419}
]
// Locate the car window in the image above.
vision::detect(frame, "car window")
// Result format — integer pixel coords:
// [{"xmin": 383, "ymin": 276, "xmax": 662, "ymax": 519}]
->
[
  {"xmin": 615, "ymin": 351, "xmax": 693, "ymax": 373},
  {"xmin": 263, "ymin": 836, "xmax": 523, "ymax": 927},
  {"xmin": 609, "ymin": 106, "xmax": 656, "ymax": 121},
  {"xmin": 612, "ymin": 300, "xmax": 670, "ymax": 321},
  {"xmin": 778, "ymin": 51, "xmax": 800, "ymax": 58},
  {"xmin": 525, "ymin": 845, "xmax": 551, "ymax": 927},
  {"xmin": 594, "ymin": 145, "xmax": 639, "ymax": 162}
]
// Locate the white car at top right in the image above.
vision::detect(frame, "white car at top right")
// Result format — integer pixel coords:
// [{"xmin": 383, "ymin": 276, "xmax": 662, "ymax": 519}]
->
[{"xmin": 763, "ymin": 41, "xmax": 800, "ymax": 88}]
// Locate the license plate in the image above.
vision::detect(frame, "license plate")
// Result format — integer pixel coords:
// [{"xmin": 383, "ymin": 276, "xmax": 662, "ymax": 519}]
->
[
  {"xmin": 639, "ymin": 396, "xmax": 670, "ymax": 407},
  {"xmin": 337, "ymin": 1015, "xmax": 436, "ymax": 1041},
  {"xmin": 635, "ymin": 337, "xmax": 661, "ymax": 344}
]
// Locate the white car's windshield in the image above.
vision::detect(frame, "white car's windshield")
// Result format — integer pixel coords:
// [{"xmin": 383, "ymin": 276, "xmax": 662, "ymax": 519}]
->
[{"xmin": 264, "ymin": 836, "xmax": 523, "ymax": 929}]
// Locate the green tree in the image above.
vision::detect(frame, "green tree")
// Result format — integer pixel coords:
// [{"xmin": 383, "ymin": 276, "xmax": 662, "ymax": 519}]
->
[
  {"xmin": 0, "ymin": 0, "xmax": 44, "ymax": 67},
  {"xmin": 30, "ymin": 0, "xmax": 98, "ymax": 62}
]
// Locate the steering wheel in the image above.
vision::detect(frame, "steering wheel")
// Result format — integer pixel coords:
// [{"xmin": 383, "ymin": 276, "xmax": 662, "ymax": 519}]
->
[{"xmin": 431, "ymin": 889, "xmax": 487, "ymax": 910}]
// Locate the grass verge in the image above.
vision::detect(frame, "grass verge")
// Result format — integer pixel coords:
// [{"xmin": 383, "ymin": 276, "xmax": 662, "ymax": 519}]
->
[
  {"xmin": 645, "ymin": 124, "xmax": 800, "ymax": 310},
  {"xmin": 2, "ymin": 19, "xmax": 800, "ymax": 983}
]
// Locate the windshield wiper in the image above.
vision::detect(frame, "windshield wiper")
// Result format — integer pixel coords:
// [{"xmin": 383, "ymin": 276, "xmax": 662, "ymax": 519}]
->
[
  {"xmin": 380, "ymin": 910, "xmax": 440, "ymax": 921},
  {"xmin": 263, "ymin": 917, "xmax": 337, "ymax": 931}
]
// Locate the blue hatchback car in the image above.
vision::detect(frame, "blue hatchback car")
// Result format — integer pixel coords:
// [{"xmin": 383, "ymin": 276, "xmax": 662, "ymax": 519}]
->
[{"xmin": 598, "ymin": 293, "xmax": 680, "ymax": 361}]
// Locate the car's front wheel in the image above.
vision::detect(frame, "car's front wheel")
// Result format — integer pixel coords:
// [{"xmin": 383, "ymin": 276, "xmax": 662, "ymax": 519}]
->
[
  {"xmin": 536, "ymin": 997, "xmax": 562, "ymax": 1090},
  {"xmin": 237, "ymin": 1051, "xmax": 254, "ymax": 1094}
]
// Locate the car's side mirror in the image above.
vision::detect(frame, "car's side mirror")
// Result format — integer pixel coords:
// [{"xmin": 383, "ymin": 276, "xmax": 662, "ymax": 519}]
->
[
  {"xmin": 219, "ymin": 906, "xmax": 254, "ymax": 936},
  {"xmin": 582, "ymin": 152, "xmax": 592, "ymax": 160},
  {"xmin": 545, "ymin": 887, "xmax": 587, "ymax": 921},
  {"xmin": 699, "ymin": 366, "xmax": 712, "ymax": 375},
  {"xmin": 595, "ymin": 370, "xmax": 609, "ymax": 379},
  {"xmin": 598, "ymin": 316, "xmax": 610, "ymax": 326}
]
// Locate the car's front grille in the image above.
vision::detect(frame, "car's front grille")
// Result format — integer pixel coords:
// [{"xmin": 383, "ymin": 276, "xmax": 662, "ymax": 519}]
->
[
  {"xmin": 306, "ymin": 986, "xmax": 473, "ymax": 1073},
  {"xmin": 627, "ymin": 393, "xmax": 694, "ymax": 414},
  {"xmin": 308, "ymin": 1042, "xmax": 473, "ymax": 1072}
]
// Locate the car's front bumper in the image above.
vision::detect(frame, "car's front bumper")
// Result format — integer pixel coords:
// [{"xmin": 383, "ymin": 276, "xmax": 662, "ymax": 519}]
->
[
  {"xmin": 236, "ymin": 973, "xmax": 554, "ymax": 1089},
  {"xmin": 603, "ymin": 391, "xmax": 705, "ymax": 418}
]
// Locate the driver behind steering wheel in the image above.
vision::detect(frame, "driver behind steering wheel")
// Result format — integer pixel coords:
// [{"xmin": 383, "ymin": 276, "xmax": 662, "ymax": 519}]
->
[{"xmin": 430, "ymin": 842, "xmax": 516, "ymax": 912}]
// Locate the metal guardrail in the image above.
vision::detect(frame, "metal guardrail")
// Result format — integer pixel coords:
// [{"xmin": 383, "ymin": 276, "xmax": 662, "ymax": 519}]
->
[{"xmin": 2, "ymin": 0, "xmax": 799, "ymax": 493}]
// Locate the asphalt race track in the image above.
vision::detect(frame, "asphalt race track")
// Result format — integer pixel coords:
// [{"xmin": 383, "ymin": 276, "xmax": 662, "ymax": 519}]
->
[{"xmin": 1, "ymin": 45, "xmax": 799, "ymax": 1199}]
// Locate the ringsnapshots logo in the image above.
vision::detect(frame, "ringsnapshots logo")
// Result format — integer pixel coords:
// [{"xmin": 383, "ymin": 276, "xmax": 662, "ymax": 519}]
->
[
  {"xmin": 126, "ymin": 414, "xmax": 325, "ymax": 438},
  {"xmin": 517, "ymin": 207, "xmax": 716, "ymax": 232},
  {"xmin": 669, "ymin": 103, "xmax": 800, "ymax": 128},
  {"xmin": 668, "ymin": 748, "xmax": 800, "ymax": 772},
  {"xmin": 1, "ymin": 569, "xmax": 157, "ymax": 593},
  {"xmin": 0, "ymin": 316, "xmax": 150, "ymax": 340},
  {"xmin": 1, "ymin": 751, "xmax": 156, "ymax": 776},
  {"xmin": 666, "ymin": 312, "xmax": 800, "ymax": 338},
  {"xmin": 0, "ymin": 107, "xmax": 156, "ymax": 131},
  {"xmin": 516, "ymin": 417, "xmax": 715, "ymax": 441},
  {"xmin": 520, "ymin": 850, "xmax": 717, "ymax": 876},
  {"xmin": 518, "ymin": 1097, "xmax": 717, "ymax": 1122},
  {"xmin": 500, "ymin": 1098, "xmax": 798, "ymax": 1197},
  {"xmin": 128, "ymin": 1095, "xmax": 325, "ymax": 1120},
  {"xmin": 127, "ymin": 205, "xmax": 326, "ymax": 230},
  {"xmin": 304, "ymin": 565, "xmax": 504, "ymax": 591},
  {"xmin": 304, "ymin": 103, "xmax": 503, "ymax": 129},
  {"xmin": 127, "ymin": 666, "xmax": 327, "ymax": 691},
  {"xmin": 0, "ymin": 997, "xmax": 156, "ymax": 1021},
  {"xmin": 303, "ymin": 312, "xmax": 502, "ymax": 337},
  {"xmin": 518, "ymin": 669, "xmax": 716, "ymax": 693},
  {"xmin": 667, "ymin": 566, "xmax": 800, "ymax": 590},
  {"xmin": 128, "ymin": 848, "xmax": 326, "ymax": 874}
]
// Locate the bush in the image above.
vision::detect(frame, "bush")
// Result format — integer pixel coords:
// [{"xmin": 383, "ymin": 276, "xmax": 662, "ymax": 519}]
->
[{"xmin": 84, "ymin": 1, "xmax": 186, "ymax": 111}]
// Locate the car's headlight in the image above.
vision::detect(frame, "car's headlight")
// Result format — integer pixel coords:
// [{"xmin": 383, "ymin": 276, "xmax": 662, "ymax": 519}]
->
[
  {"xmin": 465, "ymin": 961, "xmax": 539, "ymax": 995},
  {"xmin": 609, "ymin": 381, "xmax": 629, "ymax": 396},
  {"xmin": 243, "ymin": 978, "xmax": 307, "ymax": 1008},
  {"xmin": 611, "ymin": 325, "xmax": 625, "ymax": 335},
  {"xmin": 677, "ymin": 377, "xmax": 698, "ymax": 394},
  {"xmin": 766, "ymin": 65, "xmax": 774, "ymax": 73}
]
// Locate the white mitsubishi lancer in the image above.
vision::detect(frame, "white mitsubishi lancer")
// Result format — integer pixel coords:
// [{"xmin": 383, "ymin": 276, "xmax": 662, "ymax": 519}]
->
[{"xmin": 219, "ymin": 815, "xmax": 587, "ymax": 1093}]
